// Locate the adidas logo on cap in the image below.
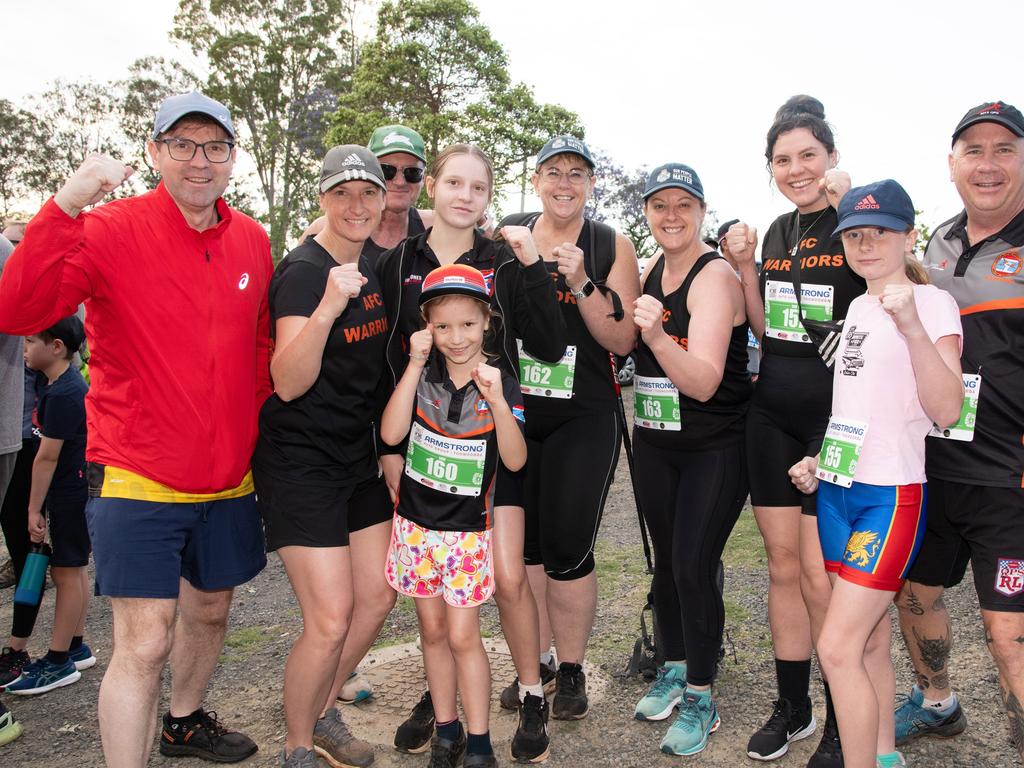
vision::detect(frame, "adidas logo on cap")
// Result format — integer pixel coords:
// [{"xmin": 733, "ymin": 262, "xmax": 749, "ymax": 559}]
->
[
  {"xmin": 854, "ymin": 194, "xmax": 880, "ymax": 211},
  {"xmin": 342, "ymin": 153, "xmax": 365, "ymax": 167}
]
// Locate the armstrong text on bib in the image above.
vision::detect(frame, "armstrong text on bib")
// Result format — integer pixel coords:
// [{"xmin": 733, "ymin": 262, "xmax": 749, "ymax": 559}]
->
[
  {"xmin": 816, "ymin": 417, "xmax": 868, "ymax": 488},
  {"xmin": 406, "ymin": 422, "xmax": 487, "ymax": 497},
  {"xmin": 764, "ymin": 280, "xmax": 835, "ymax": 342},
  {"xmin": 634, "ymin": 375, "xmax": 681, "ymax": 431}
]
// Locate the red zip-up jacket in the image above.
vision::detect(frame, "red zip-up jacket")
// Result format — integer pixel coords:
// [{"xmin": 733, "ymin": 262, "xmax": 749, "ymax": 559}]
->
[{"xmin": 0, "ymin": 182, "xmax": 273, "ymax": 494}]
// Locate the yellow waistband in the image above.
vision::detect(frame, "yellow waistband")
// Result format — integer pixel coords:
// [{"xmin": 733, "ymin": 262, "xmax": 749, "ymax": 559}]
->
[{"xmin": 99, "ymin": 466, "xmax": 254, "ymax": 502}]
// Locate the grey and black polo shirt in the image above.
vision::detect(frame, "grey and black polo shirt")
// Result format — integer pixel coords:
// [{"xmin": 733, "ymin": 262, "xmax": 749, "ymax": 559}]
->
[
  {"xmin": 923, "ymin": 207, "xmax": 1024, "ymax": 487},
  {"xmin": 394, "ymin": 355, "xmax": 525, "ymax": 532}
]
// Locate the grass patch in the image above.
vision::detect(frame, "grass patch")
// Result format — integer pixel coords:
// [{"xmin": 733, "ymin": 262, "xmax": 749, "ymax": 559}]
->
[
  {"xmin": 220, "ymin": 625, "xmax": 279, "ymax": 663},
  {"xmin": 594, "ymin": 540, "xmax": 647, "ymax": 600},
  {"xmin": 723, "ymin": 505, "xmax": 765, "ymax": 570}
]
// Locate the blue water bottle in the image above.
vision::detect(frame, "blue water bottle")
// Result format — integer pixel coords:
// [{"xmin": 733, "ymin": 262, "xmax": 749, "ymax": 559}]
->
[{"xmin": 13, "ymin": 542, "xmax": 51, "ymax": 606}]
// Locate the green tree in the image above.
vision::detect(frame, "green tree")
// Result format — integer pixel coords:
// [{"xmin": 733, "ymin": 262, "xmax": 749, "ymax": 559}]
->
[
  {"xmin": 327, "ymin": 0, "xmax": 582, "ymax": 189},
  {"xmin": 0, "ymin": 99, "xmax": 47, "ymax": 221},
  {"xmin": 172, "ymin": 0, "xmax": 355, "ymax": 258}
]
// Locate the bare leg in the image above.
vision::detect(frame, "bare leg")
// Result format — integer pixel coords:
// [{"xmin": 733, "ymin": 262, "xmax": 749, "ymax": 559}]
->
[
  {"xmin": 865, "ymin": 610, "xmax": 896, "ymax": 755},
  {"xmin": 526, "ymin": 564, "xmax": 551, "ymax": 658},
  {"xmin": 322, "ymin": 520, "xmax": 396, "ymax": 713},
  {"xmin": 418, "ymin": 596, "xmax": 457, "ymax": 722},
  {"xmin": 76, "ymin": 567, "xmax": 90, "ymax": 636},
  {"xmin": 168, "ymin": 579, "xmax": 234, "ymax": 716},
  {"xmin": 798, "ymin": 514, "xmax": 832, "ymax": 648},
  {"xmin": 492, "ymin": 505, "xmax": 541, "ymax": 686},
  {"xmin": 753, "ymin": 505, "xmax": 813, "ymax": 659},
  {"xmin": 448, "ymin": 604, "xmax": 490, "ymax": 734},
  {"xmin": 546, "ymin": 572, "xmax": 597, "ymax": 664},
  {"xmin": 277, "ymin": 546, "xmax": 353, "ymax": 753},
  {"xmin": 49, "ymin": 566, "xmax": 87, "ymax": 652},
  {"xmin": 818, "ymin": 576, "xmax": 898, "ymax": 768},
  {"xmin": 983, "ymin": 609, "xmax": 1024, "ymax": 760},
  {"xmin": 99, "ymin": 597, "xmax": 177, "ymax": 768},
  {"xmin": 894, "ymin": 581, "xmax": 952, "ymax": 698}
]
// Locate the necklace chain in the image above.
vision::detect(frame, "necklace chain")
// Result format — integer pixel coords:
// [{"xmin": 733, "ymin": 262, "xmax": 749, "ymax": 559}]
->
[{"xmin": 790, "ymin": 208, "xmax": 829, "ymax": 258}]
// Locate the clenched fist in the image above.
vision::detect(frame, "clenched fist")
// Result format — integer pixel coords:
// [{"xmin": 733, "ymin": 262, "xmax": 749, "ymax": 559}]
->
[{"xmin": 55, "ymin": 154, "xmax": 135, "ymax": 217}]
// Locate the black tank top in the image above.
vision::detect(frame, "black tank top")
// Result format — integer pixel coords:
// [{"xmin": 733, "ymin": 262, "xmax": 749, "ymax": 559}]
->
[
  {"xmin": 361, "ymin": 208, "xmax": 425, "ymax": 263},
  {"xmin": 635, "ymin": 252, "xmax": 752, "ymax": 450},
  {"xmin": 520, "ymin": 218, "xmax": 617, "ymax": 418}
]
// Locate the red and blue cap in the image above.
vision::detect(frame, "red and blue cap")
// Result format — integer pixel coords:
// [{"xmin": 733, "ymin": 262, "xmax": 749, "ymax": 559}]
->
[
  {"xmin": 419, "ymin": 264, "xmax": 490, "ymax": 307},
  {"xmin": 833, "ymin": 179, "xmax": 915, "ymax": 235}
]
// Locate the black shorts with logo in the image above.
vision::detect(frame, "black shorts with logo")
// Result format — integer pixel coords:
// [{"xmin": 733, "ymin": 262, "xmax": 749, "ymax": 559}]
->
[{"xmin": 906, "ymin": 478, "xmax": 1024, "ymax": 611}]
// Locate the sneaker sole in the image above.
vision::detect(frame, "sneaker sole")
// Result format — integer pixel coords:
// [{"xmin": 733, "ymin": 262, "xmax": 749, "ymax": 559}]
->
[
  {"xmin": 7, "ymin": 669, "xmax": 81, "ymax": 695},
  {"xmin": 0, "ymin": 720, "xmax": 23, "ymax": 746},
  {"xmin": 895, "ymin": 714, "xmax": 967, "ymax": 746},
  {"xmin": 661, "ymin": 714, "xmax": 720, "ymax": 756},
  {"xmin": 551, "ymin": 704, "xmax": 588, "ymax": 721},
  {"xmin": 314, "ymin": 743, "xmax": 374, "ymax": 768},
  {"xmin": 73, "ymin": 655, "xmax": 97, "ymax": 671},
  {"xmin": 746, "ymin": 715, "xmax": 817, "ymax": 761},
  {"xmin": 159, "ymin": 743, "xmax": 259, "ymax": 763},
  {"xmin": 337, "ymin": 691, "xmax": 373, "ymax": 705},
  {"xmin": 635, "ymin": 695, "xmax": 682, "ymax": 722},
  {"xmin": 393, "ymin": 741, "xmax": 432, "ymax": 755},
  {"xmin": 509, "ymin": 742, "xmax": 550, "ymax": 764}
]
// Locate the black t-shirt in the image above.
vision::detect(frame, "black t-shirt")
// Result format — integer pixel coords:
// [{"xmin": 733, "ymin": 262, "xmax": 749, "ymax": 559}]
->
[
  {"xmin": 361, "ymin": 209, "xmax": 426, "ymax": 264},
  {"xmin": 255, "ymin": 240, "xmax": 388, "ymax": 485},
  {"xmin": 635, "ymin": 253, "xmax": 752, "ymax": 450},
  {"xmin": 34, "ymin": 365, "xmax": 88, "ymax": 502},
  {"xmin": 758, "ymin": 207, "xmax": 865, "ymax": 358}
]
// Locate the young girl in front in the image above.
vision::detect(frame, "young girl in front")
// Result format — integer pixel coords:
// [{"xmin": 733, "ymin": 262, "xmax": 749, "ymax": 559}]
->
[
  {"xmin": 382, "ymin": 263, "xmax": 527, "ymax": 768},
  {"xmin": 789, "ymin": 180, "xmax": 964, "ymax": 768}
]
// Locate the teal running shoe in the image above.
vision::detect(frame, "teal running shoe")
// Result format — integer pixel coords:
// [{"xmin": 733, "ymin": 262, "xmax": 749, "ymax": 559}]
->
[
  {"xmin": 69, "ymin": 642, "xmax": 96, "ymax": 671},
  {"xmin": 894, "ymin": 686, "xmax": 966, "ymax": 745},
  {"xmin": 635, "ymin": 665, "xmax": 686, "ymax": 721},
  {"xmin": 5, "ymin": 657, "xmax": 80, "ymax": 695},
  {"xmin": 660, "ymin": 689, "xmax": 720, "ymax": 756}
]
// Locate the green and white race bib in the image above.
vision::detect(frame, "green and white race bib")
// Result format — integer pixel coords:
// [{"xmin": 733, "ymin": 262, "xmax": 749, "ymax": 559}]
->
[
  {"xmin": 405, "ymin": 422, "xmax": 486, "ymax": 497},
  {"xmin": 764, "ymin": 280, "xmax": 834, "ymax": 342},
  {"xmin": 634, "ymin": 376, "xmax": 681, "ymax": 431},
  {"xmin": 815, "ymin": 417, "xmax": 868, "ymax": 488},
  {"xmin": 929, "ymin": 374, "xmax": 981, "ymax": 442},
  {"xmin": 517, "ymin": 339, "xmax": 576, "ymax": 399}
]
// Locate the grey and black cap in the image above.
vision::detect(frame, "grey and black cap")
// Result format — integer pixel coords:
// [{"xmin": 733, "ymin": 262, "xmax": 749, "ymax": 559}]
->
[{"xmin": 320, "ymin": 145, "xmax": 388, "ymax": 193}]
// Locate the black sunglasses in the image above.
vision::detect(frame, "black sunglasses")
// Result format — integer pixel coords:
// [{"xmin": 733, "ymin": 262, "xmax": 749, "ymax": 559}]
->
[{"xmin": 380, "ymin": 164, "xmax": 424, "ymax": 183}]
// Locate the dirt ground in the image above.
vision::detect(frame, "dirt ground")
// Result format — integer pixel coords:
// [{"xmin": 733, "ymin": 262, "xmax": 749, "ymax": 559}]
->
[{"xmin": 1, "ymin": 399, "xmax": 1017, "ymax": 767}]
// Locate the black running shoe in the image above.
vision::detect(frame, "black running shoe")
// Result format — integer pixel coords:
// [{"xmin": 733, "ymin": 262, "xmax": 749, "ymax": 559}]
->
[
  {"xmin": 427, "ymin": 725, "xmax": 466, "ymax": 768},
  {"xmin": 159, "ymin": 709, "xmax": 258, "ymax": 763},
  {"xmin": 464, "ymin": 754, "xmax": 498, "ymax": 768},
  {"xmin": 394, "ymin": 690, "xmax": 435, "ymax": 754},
  {"xmin": 552, "ymin": 662, "xmax": 588, "ymax": 720},
  {"xmin": 807, "ymin": 713, "xmax": 843, "ymax": 768},
  {"xmin": 0, "ymin": 647, "xmax": 30, "ymax": 688},
  {"xmin": 511, "ymin": 693, "xmax": 550, "ymax": 764},
  {"xmin": 499, "ymin": 660, "xmax": 558, "ymax": 710},
  {"xmin": 746, "ymin": 698, "xmax": 816, "ymax": 761}
]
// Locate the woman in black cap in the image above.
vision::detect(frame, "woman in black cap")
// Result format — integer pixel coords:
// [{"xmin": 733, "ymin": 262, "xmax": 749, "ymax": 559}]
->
[
  {"xmin": 726, "ymin": 95, "xmax": 860, "ymax": 767},
  {"xmin": 631, "ymin": 162, "xmax": 752, "ymax": 757},
  {"xmin": 252, "ymin": 145, "xmax": 393, "ymax": 768}
]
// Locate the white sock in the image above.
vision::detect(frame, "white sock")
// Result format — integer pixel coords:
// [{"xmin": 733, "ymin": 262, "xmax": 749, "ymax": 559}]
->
[
  {"xmin": 519, "ymin": 681, "xmax": 544, "ymax": 702},
  {"xmin": 540, "ymin": 650, "xmax": 554, "ymax": 666},
  {"xmin": 922, "ymin": 692, "xmax": 956, "ymax": 711}
]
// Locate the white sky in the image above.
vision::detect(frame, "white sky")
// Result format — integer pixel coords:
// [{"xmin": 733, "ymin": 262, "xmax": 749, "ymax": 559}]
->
[{"xmin": 3, "ymin": 0, "xmax": 1022, "ymax": 235}]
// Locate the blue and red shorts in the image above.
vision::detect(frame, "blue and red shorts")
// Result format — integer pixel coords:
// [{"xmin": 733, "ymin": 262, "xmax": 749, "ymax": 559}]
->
[{"xmin": 817, "ymin": 481, "xmax": 927, "ymax": 592}]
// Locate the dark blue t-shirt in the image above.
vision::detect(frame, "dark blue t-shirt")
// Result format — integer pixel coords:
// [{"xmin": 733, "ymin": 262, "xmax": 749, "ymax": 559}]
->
[{"xmin": 33, "ymin": 365, "xmax": 88, "ymax": 502}]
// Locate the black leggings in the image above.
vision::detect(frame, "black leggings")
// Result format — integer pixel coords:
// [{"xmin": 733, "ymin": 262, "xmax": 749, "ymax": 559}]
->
[
  {"xmin": 635, "ymin": 434, "xmax": 748, "ymax": 686},
  {"xmin": 0, "ymin": 439, "xmax": 43, "ymax": 640}
]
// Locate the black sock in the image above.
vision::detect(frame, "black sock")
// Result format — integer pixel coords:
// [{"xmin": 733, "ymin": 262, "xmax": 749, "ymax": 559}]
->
[
  {"xmin": 467, "ymin": 731, "xmax": 493, "ymax": 756},
  {"xmin": 45, "ymin": 649, "xmax": 69, "ymax": 665},
  {"xmin": 775, "ymin": 658, "xmax": 811, "ymax": 705},
  {"xmin": 70, "ymin": 635, "xmax": 83, "ymax": 651},
  {"xmin": 436, "ymin": 718, "xmax": 460, "ymax": 742},
  {"xmin": 823, "ymin": 680, "xmax": 837, "ymax": 728},
  {"xmin": 168, "ymin": 708, "xmax": 204, "ymax": 726}
]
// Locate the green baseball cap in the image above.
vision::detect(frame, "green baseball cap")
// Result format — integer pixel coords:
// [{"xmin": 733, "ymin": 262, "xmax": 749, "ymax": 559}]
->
[{"xmin": 368, "ymin": 125, "xmax": 427, "ymax": 163}]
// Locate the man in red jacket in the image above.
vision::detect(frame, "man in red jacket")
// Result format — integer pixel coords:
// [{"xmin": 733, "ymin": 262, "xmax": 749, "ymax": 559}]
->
[{"xmin": 0, "ymin": 92, "xmax": 272, "ymax": 767}]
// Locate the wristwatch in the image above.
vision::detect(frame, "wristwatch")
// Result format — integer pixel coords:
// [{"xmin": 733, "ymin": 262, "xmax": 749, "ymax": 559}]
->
[{"xmin": 571, "ymin": 279, "xmax": 596, "ymax": 301}]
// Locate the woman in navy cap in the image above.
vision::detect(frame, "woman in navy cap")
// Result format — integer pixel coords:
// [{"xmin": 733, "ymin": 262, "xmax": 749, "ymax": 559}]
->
[{"xmin": 630, "ymin": 162, "xmax": 752, "ymax": 756}]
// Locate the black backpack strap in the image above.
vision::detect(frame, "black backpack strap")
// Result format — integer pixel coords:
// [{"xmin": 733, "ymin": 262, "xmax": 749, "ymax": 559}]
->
[{"xmin": 585, "ymin": 219, "xmax": 624, "ymax": 321}]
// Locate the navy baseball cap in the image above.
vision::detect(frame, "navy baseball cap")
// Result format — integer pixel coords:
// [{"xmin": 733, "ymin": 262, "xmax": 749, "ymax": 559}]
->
[
  {"xmin": 833, "ymin": 180, "xmax": 915, "ymax": 235},
  {"xmin": 536, "ymin": 135, "xmax": 595, "ymax": 170},
  {"xmin": 643, "ymin": 163, "xmax": 704, "ymax": 202},
  {"xmin": 952, "ymin": 100, "xmax": 1024, "ymax": 146},
  {"xmin": 152, "ymin": 91, "xmax": 235, "ymax": 140},
  {"xmin": 717, "ymin": 219, "xmax": 740, "ymax": 242}
]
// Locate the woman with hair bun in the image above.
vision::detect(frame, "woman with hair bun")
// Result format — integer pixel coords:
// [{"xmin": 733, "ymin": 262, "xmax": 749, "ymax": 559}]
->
[{"xmin": 726, "ymin": 95, "xmax": 863, "ymax": 768}]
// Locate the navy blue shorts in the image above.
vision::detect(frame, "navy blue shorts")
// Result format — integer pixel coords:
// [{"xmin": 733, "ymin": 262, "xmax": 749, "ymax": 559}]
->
[
  {"xmin": 86, "ymin": 493, "xmax": 267, "ymax": 598},
  {"xmin": 47, "ymin": 495, "xmax": 91, "ymax": 568}
]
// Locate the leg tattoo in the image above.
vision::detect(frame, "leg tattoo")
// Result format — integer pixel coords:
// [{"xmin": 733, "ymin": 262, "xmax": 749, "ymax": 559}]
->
[
  {"xmin": 913, "ymin": 625, "xmax": 951, "ymax": 692},
  {"xmin": 1000, "ymin": 682, "xmax": 1024, "ymax": 758}
]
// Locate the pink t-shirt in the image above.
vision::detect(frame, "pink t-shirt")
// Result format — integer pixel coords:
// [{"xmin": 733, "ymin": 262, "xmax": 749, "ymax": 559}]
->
[{"xmin": 831, "ymin": 283, "xmax": 962, "ymax": 486}]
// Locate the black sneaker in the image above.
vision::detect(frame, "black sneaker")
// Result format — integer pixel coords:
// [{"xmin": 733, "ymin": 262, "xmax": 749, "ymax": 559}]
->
[
  {"xmin": 552, "ymin": 662, "xmax": 588, "ymax": 720},
  {"xmin": 807, "ymin": 714, "xmax": 843, "ymax": 768},
  {"xmin": 394, "ymin": 690, "xmax": 435, "ymax": 754},
  {"xmin": 159, "ymin": 709, "xmax": 258, "ymax": 763},
  {"xmin": 511, "ymin": 693, "xmax": 550, "ymax": 763},
  {"xmin": 0, "ymin": 647, "xmax": 30, "ymax": 688},
  {"xmin": 465, "ymin": 754, "xmax": 498, "ymax": 768},
  {"xmin": 499, "ymin": 659, "xmax": 558, "ymax": 710},
  {"xmin": 746, "ymin": 698, "xmax": 816, "ymax": 761},
  {"xmin": 427, "ymin": 724, "xmax": 466, "ymax": 768}
]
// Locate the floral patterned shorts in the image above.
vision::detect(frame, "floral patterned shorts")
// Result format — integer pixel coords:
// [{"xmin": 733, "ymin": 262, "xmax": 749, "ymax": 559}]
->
[{"xmin": 385, "ymin": 514, "xmax": 494, "ymax": 607}]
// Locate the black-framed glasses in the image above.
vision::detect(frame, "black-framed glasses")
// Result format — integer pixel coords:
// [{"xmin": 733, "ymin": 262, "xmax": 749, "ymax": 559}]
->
[
  {"xmin": 380, "ymin": 164, "xmax": 424, "ymax": 183},
  {"xmin": 157, "ymin": 138, "xmax": 235, "ymax": 163}
]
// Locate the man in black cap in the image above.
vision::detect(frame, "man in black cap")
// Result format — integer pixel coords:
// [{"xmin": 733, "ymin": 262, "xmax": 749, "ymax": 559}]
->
[
  {"xmin": 0, "ymin": 91, "xmax": 272, "ymax": 767},
  {"xmin": 893, "ymin": 101, "xmax": 1024, "ymax": 759}
]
